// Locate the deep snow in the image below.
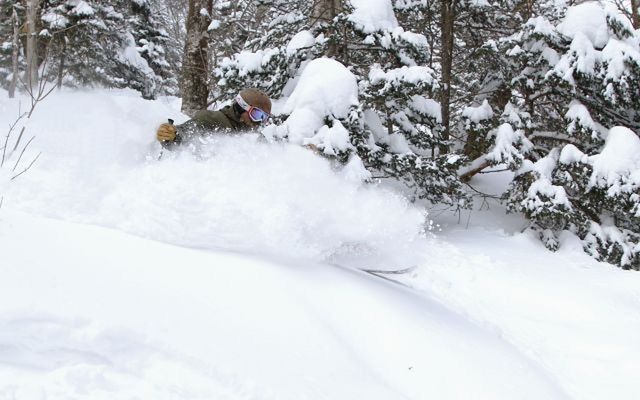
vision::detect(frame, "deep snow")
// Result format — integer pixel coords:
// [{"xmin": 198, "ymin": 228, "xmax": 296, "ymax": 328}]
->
[{"xmin": 1, "ymin": 89, "xmax": 639, "ymax": 399}]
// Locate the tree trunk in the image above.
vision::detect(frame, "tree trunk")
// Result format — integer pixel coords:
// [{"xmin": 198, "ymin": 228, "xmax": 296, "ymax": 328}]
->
[
  {"xmin": 439, "ymin": 0, "xmax": 456, "ymax": 154},
  {"xmin": 180, "ymin": 0, "xmax": 213, "ymax": 116},
  {"xmin": 24, "ymin": 0, "xmax": 41, "ymax": 92},
  {"xmin": 631, "ymin": 0, "xmax": 639, "ymax": 29},
  {"xmin": 57, "ymin": 35, "xmax": 67, "ymax": 89},
  {"xmin": 311, "ymin": 0, "xmax": 343, "ymax": 25},
  {"xmin": 9, "ymin": 7, "xmax": 20, "ymax": 98},
  {"xmin": 311, "ymin": 0, "xmax": 343, "ymax": 58}
]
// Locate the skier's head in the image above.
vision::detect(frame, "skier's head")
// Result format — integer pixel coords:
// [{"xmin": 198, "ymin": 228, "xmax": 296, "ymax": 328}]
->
[{"xmin": 234, "ymin": 88, "xmax": 271, "ymax": 126}]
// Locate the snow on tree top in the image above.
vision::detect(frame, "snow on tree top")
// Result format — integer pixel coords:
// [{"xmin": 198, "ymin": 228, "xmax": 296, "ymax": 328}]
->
[
  {"xmin": 284, "ymin": 58, "xmax": 358, "ymax": 119},
  {"xmin": 222, "ymin": 49, "xmax": 281, "ymax": 77},
  {"xmin": 369, "ymin": 65, "xmax": 436, "ymax": 87},
  {"xmin": 286, "ymin": 31, "xmax": 315, "ymax": 56},
  {"xmin": 462, "ymin": 100, "xmax": 493, "ymax": 123},
  {"xmin": 120, "ymin": 33, "xmax": 154, "ymax": 76},
  {"xmin": 70, "ymin": 1, "xmax": 95, "ymax": 17},
  {"xmin": 551, "ymin": 3, "xmax": 640, "ymax": 86},
  {"xmin": 590, "ymin": 127, "xmax": 640, "ymax": 188},
  {"xmin": 565, "ymin": 101, "xmax": 599, "ymax": 134},
  {"xmin": 557, "ymin": 2, "xmax": 609, "ymax": 48},
  {"xmin": 208, "ymin": 20, "xmax": 221, "ymax": 31},
  {"xmin": 348, "ymin": 0, "xmax": 398, "ymax": 33},
  {"xmin": 305, "ymin": 121, "xmax": 353, "ymax": 156},
  {"xmin": 487, "ymin": 123, "xmax": 526, "ymax": 166},
  {"xmin": 42, "ymin": 12, "xmax": 69, "ymax": 29},
  {"xmin": 601, "ymin": 39, "xmax": 640, "ymax": 81},
  {"xmin": 527, "ymin": 16, "xmax": 557, "ymax": 37},
  {"xmin": 559, "ymin": 144, "xmax": 588, "ymax": 165},
  {"xmin": 603, "ymin": 2, "xmax": 637, "ymax": 34},
  {"xmin": 409, "ymin": 96, "xmax": 442, "ymax": 123},
  {"xmin": 565, "ymin": 33, "xmax": 598, "ymax": 74},
  {"xmin": 523, "ymin": 149, "xmax": 573, "ymax": 210}
]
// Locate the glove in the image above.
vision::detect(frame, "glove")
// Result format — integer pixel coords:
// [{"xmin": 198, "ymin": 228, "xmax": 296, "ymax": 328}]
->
[{"xmin": 156, "ymin": 123, "xmax": 177, "ymax": 142}]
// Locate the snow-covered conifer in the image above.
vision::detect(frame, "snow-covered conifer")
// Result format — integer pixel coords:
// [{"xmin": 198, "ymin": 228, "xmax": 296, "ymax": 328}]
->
[
  {"xmin": 127, "ymin": 0, "xmax": 174, "ymax": 95},
  {"xmin": 0, "ymin": 0, "xmax": 169, "ymax": 98},
  {"xmin": 0, "ymin": 0, "xmax": 24, "ymax": 90},
  {"xmin": 216, "ymin": 0, "xmax": 469, "ymax": 206},
  {"xmin": 492, "ymin": 2, "xmax": 640, "ymax": 269}
]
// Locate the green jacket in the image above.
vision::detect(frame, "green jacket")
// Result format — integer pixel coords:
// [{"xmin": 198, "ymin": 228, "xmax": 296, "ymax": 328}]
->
[{"xmin": 174, "ymin": 105, "xmax": 245, "ymax": 144}]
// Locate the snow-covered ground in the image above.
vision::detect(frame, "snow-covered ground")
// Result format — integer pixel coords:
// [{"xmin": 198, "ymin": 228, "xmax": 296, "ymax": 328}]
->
[{"xmin": 1, "ymin": 89, "xmax": 639, "ymax": 399}]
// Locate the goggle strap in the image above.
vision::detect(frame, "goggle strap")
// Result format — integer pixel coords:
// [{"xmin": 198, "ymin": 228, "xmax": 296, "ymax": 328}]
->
[{"xmin": 235, "ymin": 94, "xmax": 251, "ymax": 111}]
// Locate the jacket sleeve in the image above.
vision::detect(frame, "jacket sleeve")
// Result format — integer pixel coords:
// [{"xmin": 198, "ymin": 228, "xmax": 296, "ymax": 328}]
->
[{"xmin": 175, "ymin": 110, "xmax": 229, "ymax": 142}]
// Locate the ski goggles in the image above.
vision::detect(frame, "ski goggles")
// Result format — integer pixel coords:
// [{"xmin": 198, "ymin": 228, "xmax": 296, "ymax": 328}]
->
[{"xmin": 235, "ymin": 94, "xmax": 270, "ymax": 123}]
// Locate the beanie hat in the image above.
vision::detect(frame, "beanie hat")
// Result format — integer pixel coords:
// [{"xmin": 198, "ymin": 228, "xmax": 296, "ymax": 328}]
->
[{"xmin": 237, "ymin": 88, "xmax": 272, "ymax": 114}]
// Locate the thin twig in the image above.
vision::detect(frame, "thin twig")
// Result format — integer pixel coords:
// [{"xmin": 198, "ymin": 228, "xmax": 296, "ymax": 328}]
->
[
  {"xmin": 478, "ymin": 168, "xmax": 509, "ymax": 174},
  {"xmin": 12, "ymin": 126, "xmax": 27, "ymax": 154},
  {"xmin": 11, "ymin": 152, "xmax": 41, "ymax": 181},
  {"xmin": 12, "ymin": 136, "xmax": 35, "ymax": 172},
  {"xmin": 12, "ymin": 66, "xmax": 56, "ymax": 154},
  {"xmin": 1, "ymin": 133, "xmax": 10, "ymax": 168},
  {"xmin": 464, "ymin": 182, "xmax": 502, "ymax": 199},
  {"xmin": 2, "ymin": 112, "xmax": 28, "ymax": 167}
]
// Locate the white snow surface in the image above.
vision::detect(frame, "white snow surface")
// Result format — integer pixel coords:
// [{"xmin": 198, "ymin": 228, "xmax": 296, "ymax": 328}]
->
[{"xmin": 1, "ymin": 88, "xmax": 640, "ymax": 399}]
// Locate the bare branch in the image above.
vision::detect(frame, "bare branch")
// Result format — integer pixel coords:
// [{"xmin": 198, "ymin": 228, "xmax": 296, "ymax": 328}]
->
[
  {"xmin": 12, "ymin": 136, "xmax": 36, "ymax": 172},
  {"xmin": 1, "ymin": 112, "xmax": 27, "ymax": 168},
  {"xmin": 11, "ymin": 152, "xmax": 42, "ymax": 181}
]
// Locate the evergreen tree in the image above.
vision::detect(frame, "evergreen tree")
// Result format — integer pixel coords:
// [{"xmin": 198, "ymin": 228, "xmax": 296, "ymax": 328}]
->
[
  {"xmin": 148, "ymin": 0, "xmax": 186, "ymax": 95},
  {"xmin": 1, "ymin": 0, "xmax": 171, "ymax": 98},
  {"xmin": 128, "ymin": 0, "xmax": 175, "ymax": 95},
  {"xmin": 0, "ymin": 0, "xmax": 24, "ymax": 90},
  {"xmin": 215, "ymin": 0, "xmax": 469, "ymax": 206},
  {"xmin": 478, "ymin": 2, "xmax": 640, "ymax": 269}
]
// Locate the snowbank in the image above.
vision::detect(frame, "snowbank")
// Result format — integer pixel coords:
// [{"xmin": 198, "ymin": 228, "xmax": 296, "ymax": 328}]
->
[{"xmin": 0, "ymin": 210, "xmax": 570, "ymax": 400}]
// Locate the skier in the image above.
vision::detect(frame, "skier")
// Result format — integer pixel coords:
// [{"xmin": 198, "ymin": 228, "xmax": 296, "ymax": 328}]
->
[{"xmin": 155, "ymin": 88, "xmax": 272, "ymax": 145}]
